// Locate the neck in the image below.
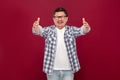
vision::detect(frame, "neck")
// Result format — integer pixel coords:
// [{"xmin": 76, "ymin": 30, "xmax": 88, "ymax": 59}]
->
[{"xmin": 56, "ymin": 26, "xmax": 65, "ymax": 30}]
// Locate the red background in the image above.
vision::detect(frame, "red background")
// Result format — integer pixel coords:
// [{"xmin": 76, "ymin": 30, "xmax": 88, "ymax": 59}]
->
[{"xmin": 0, "ymin": 0, "xmax": 120, "ymax": 80}]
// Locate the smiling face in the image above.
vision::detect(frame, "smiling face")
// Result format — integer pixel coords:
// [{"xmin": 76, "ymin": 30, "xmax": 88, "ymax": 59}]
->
[{"xmin": 53, "ymin": 11, "xmax": 68, "ymax": 29}]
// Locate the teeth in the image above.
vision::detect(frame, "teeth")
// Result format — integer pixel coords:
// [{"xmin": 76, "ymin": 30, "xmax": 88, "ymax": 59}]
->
[{"xmin": 57, "ymin": 21, "xmax": 63, "ymax": 24}]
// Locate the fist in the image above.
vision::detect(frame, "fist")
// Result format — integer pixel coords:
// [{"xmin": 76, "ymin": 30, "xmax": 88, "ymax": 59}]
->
[
  {"xmin": 33, "ymin": 17, "xmax": 40, "ymax": 28},
  {"xmin": 82, "ymin": 18, "xmax": 89, "ymax": 28}
]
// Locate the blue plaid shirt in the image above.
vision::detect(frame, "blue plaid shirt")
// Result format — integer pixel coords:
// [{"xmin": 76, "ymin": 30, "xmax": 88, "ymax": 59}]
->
[{"xmin": 32, "ymin": 25, "xmax": 90, "ymax": 74}]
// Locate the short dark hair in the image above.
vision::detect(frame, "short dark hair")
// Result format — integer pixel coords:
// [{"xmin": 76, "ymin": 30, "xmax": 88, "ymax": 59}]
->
[{"xmin": 53, "ymin": 7, "xmax": 68, "ymax": 17}]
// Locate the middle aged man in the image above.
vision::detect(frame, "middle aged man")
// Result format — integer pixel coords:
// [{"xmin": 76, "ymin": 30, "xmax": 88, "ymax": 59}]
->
[{"xmin": 32, "ymin": 7, "xmax": 91, "ymax": 80}]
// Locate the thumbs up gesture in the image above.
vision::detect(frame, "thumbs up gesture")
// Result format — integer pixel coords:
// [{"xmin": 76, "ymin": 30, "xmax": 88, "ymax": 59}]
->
[
  {"xmin": 33, "ymin": 17, "xmax": 40, "ymax": 28},
  {"xmin": 33, "ymin": 17, "xmax": 40, "ymax": 33},
  {"xmin": 82, "ymin": 18, "xmax": 90, "ymax": 33}
]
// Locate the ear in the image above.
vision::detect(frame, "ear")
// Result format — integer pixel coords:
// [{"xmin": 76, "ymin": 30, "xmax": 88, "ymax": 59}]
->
[
  {"xmin": 53, "ymin": 17, "xmax": 55, "ymax": 21},
  {"xmin": 66, "ymin": 17, "xmax": 68, "ymax": 21}
]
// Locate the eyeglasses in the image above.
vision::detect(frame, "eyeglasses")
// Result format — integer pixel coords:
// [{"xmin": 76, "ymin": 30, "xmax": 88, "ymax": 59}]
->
[{"xmin": 53, "ymin": 16, "xmax": 67, "ymax": 20}]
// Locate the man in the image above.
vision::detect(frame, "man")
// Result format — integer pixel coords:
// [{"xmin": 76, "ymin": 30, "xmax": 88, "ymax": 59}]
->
[{"xmin": 32, "ymin": 7, "xmax": 91, "ymax": 80}]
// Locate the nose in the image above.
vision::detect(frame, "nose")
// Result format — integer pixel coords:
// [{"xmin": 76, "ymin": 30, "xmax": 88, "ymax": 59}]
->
[{"xmin": 58, "ymin": 17, "xmax": 62, "ymax": 20}]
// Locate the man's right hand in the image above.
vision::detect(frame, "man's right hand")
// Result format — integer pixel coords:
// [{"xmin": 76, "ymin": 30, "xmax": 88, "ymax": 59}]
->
[
  {"xmin": 33, "ymin": 17, "xmax": 40, "ymax": 28},
  {"xmin": 33, "ymin": 17, "xmax": 40, "ymax": 34}
]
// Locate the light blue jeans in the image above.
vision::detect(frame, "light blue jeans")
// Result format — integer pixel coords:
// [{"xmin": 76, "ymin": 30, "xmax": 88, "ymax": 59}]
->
[{"xmin": 47, "ymin": 70, "xmax": 74, "ymax": 80}]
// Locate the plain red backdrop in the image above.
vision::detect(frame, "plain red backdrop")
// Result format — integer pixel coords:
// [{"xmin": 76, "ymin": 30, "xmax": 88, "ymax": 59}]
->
[{"xmin": 0, "ymin": 0, "xmax": 120, "ymax": 80}]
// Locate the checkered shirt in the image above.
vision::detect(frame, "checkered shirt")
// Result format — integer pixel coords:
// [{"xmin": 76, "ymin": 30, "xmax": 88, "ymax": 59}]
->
[{"xmin": 33, "ymin": 25, "xmax": 88, "ymax": 74}]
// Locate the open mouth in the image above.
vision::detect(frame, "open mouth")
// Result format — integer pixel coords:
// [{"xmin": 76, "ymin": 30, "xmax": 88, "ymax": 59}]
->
[{"xmin": 57, "ymin": 21, "xmax": 63, "ymax": 24}]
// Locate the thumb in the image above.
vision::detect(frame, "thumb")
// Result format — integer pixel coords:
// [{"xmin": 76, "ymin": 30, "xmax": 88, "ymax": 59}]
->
[
  {"xmin": 82, "ymin": 18, "xmax": 87, "ymax": 25},
  {"xmin": 37, "ymin": 17, "xmax": 40, "ymax": 23},
  {"xmin": 82, "ymin": 18, "xmax": 86, "ymax": 23}
]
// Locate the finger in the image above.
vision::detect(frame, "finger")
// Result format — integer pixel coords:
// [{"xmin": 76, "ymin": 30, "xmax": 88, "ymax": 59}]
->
[
  {"xmin": 35, "ymin": 21, "xmax": 37, "ymax": 24},
  {"xmin": 84, "ymin": 23, "xmax": 89, "ymax": 27},
  {"xmin": 82, "ymin": 18, "xmax": 86, "ymax": 22},
  {"xmin": 33, "ymin": 21, "xmax": 38, "ymax": 26},
  {"xmin": 82, "ymin": 18, "xmax": 88, "ymax": 25},
  {"xmin": 37, "ymin": 17, "xmax": 40, "ymax": 22},
  {"xmin": 33, "ymin": 21, "xmax": 37, "ymax": 28}
]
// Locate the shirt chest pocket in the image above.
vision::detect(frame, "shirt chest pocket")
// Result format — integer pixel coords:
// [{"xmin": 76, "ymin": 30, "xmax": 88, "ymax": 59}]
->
[
  {"xmin": 66, "ymin": 34, "xmax": 74, "ymax": 43},
  {"xmin": 46, "ymin": 32, "xmax": 56, "ymax": 44}
]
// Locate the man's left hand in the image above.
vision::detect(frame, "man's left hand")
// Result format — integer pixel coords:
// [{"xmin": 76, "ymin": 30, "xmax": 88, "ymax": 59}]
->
[{"xmin": 82, "ymin": 18, "xmax": 90, "ymax": 33}]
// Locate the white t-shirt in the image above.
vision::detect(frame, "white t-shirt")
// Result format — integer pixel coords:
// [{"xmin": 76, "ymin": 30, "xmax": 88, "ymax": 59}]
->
[{"xmin": 53, "ymin": 27, "xmax": 71, "ymax": 70}]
